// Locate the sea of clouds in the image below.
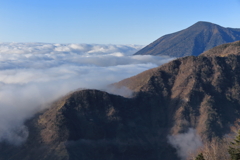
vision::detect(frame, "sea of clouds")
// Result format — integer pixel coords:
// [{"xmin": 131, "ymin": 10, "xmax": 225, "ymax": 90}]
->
[{"xmin": 0, "ymin": 42, "xmax": 175, "ymax": 145}]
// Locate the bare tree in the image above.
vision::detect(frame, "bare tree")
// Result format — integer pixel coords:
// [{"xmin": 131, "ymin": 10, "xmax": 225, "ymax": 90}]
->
[{"xmin": 187, "ymin": 137, "xmax": 230, "ymax": 160}]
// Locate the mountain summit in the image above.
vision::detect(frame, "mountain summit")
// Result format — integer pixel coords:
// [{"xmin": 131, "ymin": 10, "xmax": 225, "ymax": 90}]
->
[{"xmin": 134, "ymin": 21, "xmax": 240, "ymax": 57}]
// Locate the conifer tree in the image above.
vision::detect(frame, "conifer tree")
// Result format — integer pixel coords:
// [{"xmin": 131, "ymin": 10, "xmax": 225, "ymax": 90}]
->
[
  {"xmin": 228, "ymin": 130, "xmax": 240, "ymax": 160},
  {"xmin": 195, "ymin": 153, "xmax": 205, "ymax": 160}
]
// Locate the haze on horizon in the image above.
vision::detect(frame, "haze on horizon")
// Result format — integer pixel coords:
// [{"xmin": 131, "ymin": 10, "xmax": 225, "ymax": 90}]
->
[{"xmin": 0, "ymin": 0, "xmax": 240, "ymax": 45}]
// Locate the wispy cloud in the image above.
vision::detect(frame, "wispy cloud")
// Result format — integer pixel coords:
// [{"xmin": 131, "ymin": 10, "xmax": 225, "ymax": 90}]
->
[
  {"xmin": 168, "ymin": 128, "xmax": 203, "ymax": 160},
  {"xmin": 0, "ymin": 42, "xmax": 175, "ymax": 145}
]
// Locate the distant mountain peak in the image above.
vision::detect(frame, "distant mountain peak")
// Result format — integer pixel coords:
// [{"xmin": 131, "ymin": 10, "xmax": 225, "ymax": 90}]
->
[
  {"xmin": 189, "ymin": 21, "xmax": 221, "ymax": 29},
  {"xmin": 194, "ymin": 21, "xmax": 217, "ymax": 26},
  {"xmin": 134, "ymin": 22, "xmax": 240, "ymax": 57}
]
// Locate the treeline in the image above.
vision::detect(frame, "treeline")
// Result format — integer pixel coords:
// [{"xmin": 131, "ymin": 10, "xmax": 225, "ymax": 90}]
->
[{"xmin": 188, "ymin": 129, "xmax": 240, "ymax": 160}]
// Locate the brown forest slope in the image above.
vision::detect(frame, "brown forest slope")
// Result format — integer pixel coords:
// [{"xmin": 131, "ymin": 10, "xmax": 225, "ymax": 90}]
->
[
  {"xmin": 117, "ymin": 54, "xmax": 240, "ymax": 137},
  {"xmin": 134, "ymin": 21, "xmax": 240, "ymax": 57},
  {"xmin": 201, "ymin": 40, "xmax": 240, "ymax": 57},
  {"xmin": 2, "ymin": 42, "xmax": 240, "ymax": 160}
]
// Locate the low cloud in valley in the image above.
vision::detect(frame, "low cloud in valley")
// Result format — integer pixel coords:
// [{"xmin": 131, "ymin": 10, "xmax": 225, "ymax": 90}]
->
[
  {"xmin": 0, "ymin": 42, "xmax": 175, "ymax": 145},
  {"xmin": 168, "ymin": 128, "xmax": 203, "ymax": 160}
]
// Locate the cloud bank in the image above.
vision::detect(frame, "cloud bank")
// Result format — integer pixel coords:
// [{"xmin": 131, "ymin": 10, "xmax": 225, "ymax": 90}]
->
[
  {"xmin": 168, "ymin": 128, "xmax": 203, "ymax": 160},
  {"xmin": 0, "ymin": 42, "xmax": 175, "ymax": 145}
]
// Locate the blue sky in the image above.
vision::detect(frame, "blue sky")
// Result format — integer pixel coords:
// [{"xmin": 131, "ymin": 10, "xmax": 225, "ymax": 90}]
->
[{"xmin": 0, "ymin": 0, "xmax": 240, "ymax": 45}]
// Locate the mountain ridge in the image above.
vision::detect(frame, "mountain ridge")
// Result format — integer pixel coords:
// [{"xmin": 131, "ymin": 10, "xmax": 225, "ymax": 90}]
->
[
  {"xmin": 200, "ymin": 40, "xmax": 240, "ymax": 57},
  {"xmin": 134, "ymin": 21, "xmax": 240, "ymax": 57},
  {"xmin": 2, "ymin": 41, "xmax": 240, "ymax": 159}
]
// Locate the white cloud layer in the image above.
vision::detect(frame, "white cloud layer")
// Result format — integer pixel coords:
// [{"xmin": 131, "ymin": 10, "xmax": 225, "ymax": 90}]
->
[
  {"xmin": 168, "ymin": 128, "xmax": 203, "ymax": 160},
  {"xmin": 0, "ymin": 42, "xmax": 175, "ymax": 145}
]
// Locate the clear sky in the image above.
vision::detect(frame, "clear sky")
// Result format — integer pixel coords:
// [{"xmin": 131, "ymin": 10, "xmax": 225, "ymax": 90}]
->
[{"xmin": 0, "ymin": 0, "xmax": 240, "ymax": 45}]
